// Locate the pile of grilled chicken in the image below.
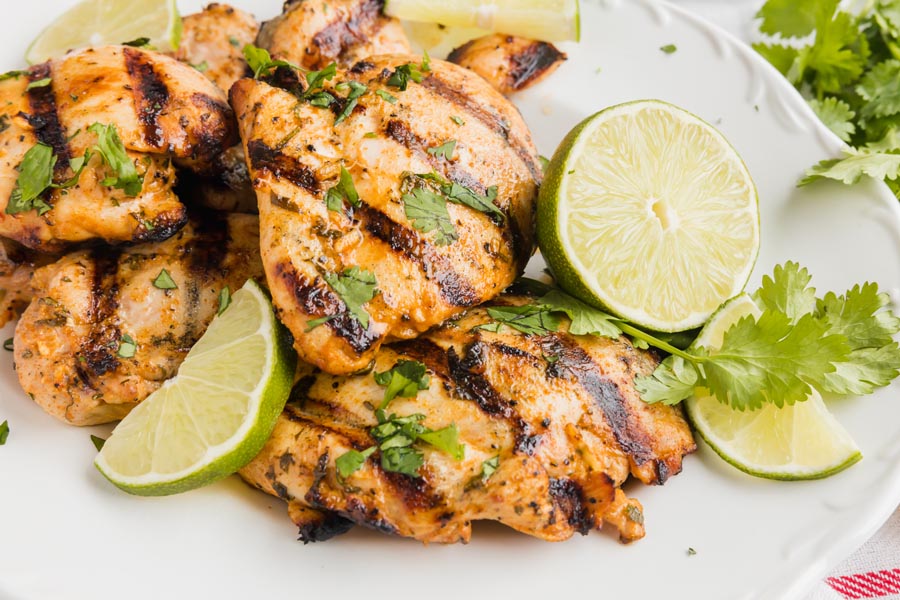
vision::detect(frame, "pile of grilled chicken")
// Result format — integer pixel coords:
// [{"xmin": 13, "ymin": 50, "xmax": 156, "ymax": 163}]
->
[{"xmin": 2, "ymin": 0, "xmax": 694, "ymax": 544}]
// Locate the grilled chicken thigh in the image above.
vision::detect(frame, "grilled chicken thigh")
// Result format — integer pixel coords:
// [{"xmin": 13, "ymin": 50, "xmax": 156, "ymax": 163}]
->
[
  {"xmin": 240, "ymin": 294, "xmax": 696, "ymax": 543},
  {"xmin": 231, "ymin": 55, "xmax": 540, "ymax": 374},
  {"xmin": 13, "ymin": 214, "xmax": 263, "ymax": 426},
  {"xmin": 0, "ymin": 46, "xmax": 236, "ymax": 251},
  {"xmin": 176, "ymin": 3, "xmax": 259, "ymax": 93},
  {"xmin": 257, "ymin": 0, "xmax": 411, "ymax": 70},
  {"xmin": 448, "ymin": 34, "xmax": 567, "ymax": 96}
]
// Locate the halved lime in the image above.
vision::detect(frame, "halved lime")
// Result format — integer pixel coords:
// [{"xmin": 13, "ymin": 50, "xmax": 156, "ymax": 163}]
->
[
  {"xmin": 25, "ymin": 0, "xmax": 182, "ymax": 64},
  {"xmin": 385, "ymin": 0, "xmax": 580, "ymax": 42},
  {"xmin": 685, "ymin": 294, "xmax": 862, "ymax": 480},
  {"xmin": 94, "ymin": 280, "xmax": 296, "ymax": 496},
  {"xmin": 537, "ymin": 100, "xmax": 760, "ymax": 332}
]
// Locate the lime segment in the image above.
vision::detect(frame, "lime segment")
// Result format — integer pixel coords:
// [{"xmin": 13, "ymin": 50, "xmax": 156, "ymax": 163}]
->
[
  {"xmin": 385, "ymin": 0, "xmax": 580, "ymax": 42},
  {"xmin": 94, "ymin": 279, "xmax": 296, "ymax": 496},
  {"xmin": 26, "ymin": 0, "xmax": 182, "ymax": 64},
  {"xmin": 537, "ymin": 100, "xmax": 760, "ymax": 332},
  {"xmin": 685, "ymin": 295, "xmax": 862, "ymax": 480}
]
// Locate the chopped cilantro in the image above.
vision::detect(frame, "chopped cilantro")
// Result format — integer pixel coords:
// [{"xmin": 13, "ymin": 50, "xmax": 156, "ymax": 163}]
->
[
  {"xmin": 321, "ymin": 267, "xmax": 378, "ymax": 329},
  {"xmin": 402, "ymin": 185, "xmax": 458, "ymax": 245},
  {"xmin": 302, "ymin": 63, "xmax": 337, "ymax": 99},
  {"xmin": 373, "ymin": 359, "xmax": 430, "ymax": 409},
  {"xmin": 0, "ymin": 420, "xmax": 8, "ymax": 445},
  {"xmin": 91, "ymin": 435, "xmax": 106, "ymax": 451},
  {"xmin": 152, "ymin": 269, "xmax": 177, "ymax": 290},
  {"xmin": 191, "ymin": 61, "xmax": 209, "ymax": 73},
  {"xmin": 427, "ymin": 140, "xmax": 456, "ymax": 160},
  {"xmin": 334, "ymin": 81, "xmax": 367, "ymax": 125},
  {"xmin": 3, "ymin": 337, "xmax": 12, "ymax": 351},
  {"xmin": 660, "ymin": 44, "xmax": 677, "ymax": 54},
  {"xmin": 335, "ymin": 446, "xmax": 375, "ymax": 480},
  {"xmin": 117, "ymin": 333, "xmax": 137, "ymax": 359},
  {"xmin": 218, "ymin": 286, "xmax": 231, "ymax": 316},
  {"xmin": 687, "ymin": 547, "xmax": 697, "ymax": 556},
  {"xmin": 228, "ymin": 36, "xmax": 241, "ymax": 47},
  {"xmin": 88, "ymin": 122, "xmax": 143, "ymax": 195},
  {"xmin": 122, "ymin": 37, "xmax": 151, "ymax": 48},
  {"xmin": 480, "ymin": 455, "xmax": 500, "ymax": 482},
  {"xmin": 26, "ymin": 78, "xmax": 51, "ymax": 90},
  {"xmin": 243, "ymin": 44, "xmax": 299, "ymax": 78},
  {"xmin": 625, "ymin": 504, "xmax": 644, "ymax": 525},
  {"xmin": 450, "ymin": 115, "xmax": 465, "ymax": 126},
  {"xmin": 375, "ymin": 89, "xmax": 398, "ymax": 104},
  {"xmin": 387, "ymin": 54, "xmax": 431, "ymax": 91},
  {"xmin": 324, "ymin": 166, "xmax": 360, "ymax": 211},
  {"xmin": 6, "ymin": 143, "xmax": 55, "ymax": 216}
]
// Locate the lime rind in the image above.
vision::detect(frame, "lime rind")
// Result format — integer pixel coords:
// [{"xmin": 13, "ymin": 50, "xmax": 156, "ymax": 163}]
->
[
  {"xmin": 537, "ymin": 99, "xmax": 760, "ymax": 333},
  {"xmin": 94, "ymin": 280, "xmax": 296, "ymax": 496},
  {"xmin": 684, "ymin": 294, "xmax": 862, "ymax": 481}
]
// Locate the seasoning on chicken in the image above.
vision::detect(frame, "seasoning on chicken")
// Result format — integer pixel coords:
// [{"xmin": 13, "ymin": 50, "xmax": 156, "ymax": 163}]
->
[
  {"xmin": 230, "ymin": 55, "xmax": 541, "ymax": 375},
  {"xmin": 448, "ymin": 34, "xmax": 567, "ymax": 96},
  {"xmin": 0, "ymin": 239, "xmax": 56, "ymax": 327},
  {"xmin": 0, "ymin": 46, "xmax": 237, "ymax": 252},
  {"xmin": 176, "ymin": 3, "xmax": 259, "ymax": 93},
  {"xmin": 257, "ymin": 0, "xmax": 411, "ymax": 70},
  {"xmin": 239, "ymin": 293, "xmax": 696, "ymax": 544},
  {"xmin": 13, "ymin": 213, "xmax": 263, "ymax": 426}
]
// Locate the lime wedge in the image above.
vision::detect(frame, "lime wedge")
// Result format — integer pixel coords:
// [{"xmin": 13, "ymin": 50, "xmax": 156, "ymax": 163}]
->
[
  {"xmin": 385, "ymin": 0, "xmax": 580, "ymax": 42},
  {"xmin": 94, "ymin": 280, "xmax": 296, "ymax": 496},
  {"xmin": 685, "ymin": 295, "xmax": 862, "ymax": 480},
  {"xmin": 537, "ymin": 99, "xmax": 760, "ymax": 332},
  {"xmin": 25, "ymin": 0, "xmax": 182, "ymax": 64}
]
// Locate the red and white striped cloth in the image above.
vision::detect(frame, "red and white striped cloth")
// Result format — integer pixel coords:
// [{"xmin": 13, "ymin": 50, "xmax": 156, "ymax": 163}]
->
[
  {"xmin": 810, "ymin": 510, "xmax": 900, "ymax": 599},
  {"xmin": 665, "ymin": 2, "xmax": 900, "ymax": 598}
]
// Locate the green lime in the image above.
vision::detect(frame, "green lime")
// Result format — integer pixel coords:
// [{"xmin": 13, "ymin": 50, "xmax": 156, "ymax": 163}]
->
[
  {"xmin": 94, "ymin": 279, "xmax": 296, "ymax": 496},
  {"xmin": 26, "ymin": 0, "xmax": 182, "ymax": 64},
  {"xmin": 685, "ymin": 294, "xmax": 862, "ymax": 480},
  {"xmin": 385, "ymin": 0, "xmax": 580, "ymax": 42},
  {"xmin": 537, "ymin": 99, "xmax": 760, "ymax": 332}
]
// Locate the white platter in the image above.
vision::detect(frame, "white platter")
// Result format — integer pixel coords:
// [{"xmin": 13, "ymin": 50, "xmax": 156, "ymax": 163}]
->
[{"xmin": 2, "ymin": 1, "xmax": 900, "ymax": 599}]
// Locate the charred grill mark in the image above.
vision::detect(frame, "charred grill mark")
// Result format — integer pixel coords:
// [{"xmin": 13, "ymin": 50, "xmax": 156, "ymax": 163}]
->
[
  {"xmin": 419, "ymin": 75, "xmax": 542, "ymax": 182},
  {"xmin": 389, "ymin": 338, "xmax": 451, "ymax": 380},
  {"xmin": 311, "ymin": 0, "xmax": 386, "ymax": 64},
  {"xmin": 447, "ymin": 341, "xmax": 540, "ymax": 455},
  {"xmin": 549, "ymin": 478, "xmax": 594, "ymax": 535},
  {"xmin": 349, "ymin": 60, "xmax": 376, "ymax": 74},
  {"xmin": 76, "ymin": 248, "xmax": 124, "ymax": 384},
  {"xmin": 341, "ymin": 498, "xmax": 398, "ymax": 536},
  {"xmin": 296, "ymin": 510, "xmax": 354, "ymax": 543},
  {"xmin": 381, "ymin": 469, "xmax": 441, "ymax": 511},
  {"xmin": 247, "ymin": 140, "xmax": 321, "ymax": 195},
  {"xmin": 356, "ymin": 203, "xmax": 480, "ymax": 307},
  {"xmin": 446, "ymin": 40, "xmax": 475, "ymax": 65},
  {"xmin": 384, "ymin": 119, "xmax": 489, "ymax": 195},
  {"xmin": 274, "ymin": 261, "xmax": 379, "ymax": 354},
  {"xmin": 184, "ymin": 212, "xmax": 230, "ymax": 277},
  {"xmin": 124, "ymin": 47, "xmax": 170, "ymax": 148},
  {"xmin": 541, "ymin": 334, "xmax": 657, "ymax": 469},
  {"xmin": 508, "ymin": 42, "xmax": 566, "ymax": 91},
  {"xmin": 24, "ymin": 63, "xmax": 70, "ymax": 173},
  {"xmin": 188, "ymin": 93, "xmax": 238, "ymax": 164},
  {"xmin": 130, "ymin": 208, "xmax": 188, "ymax": 244}
]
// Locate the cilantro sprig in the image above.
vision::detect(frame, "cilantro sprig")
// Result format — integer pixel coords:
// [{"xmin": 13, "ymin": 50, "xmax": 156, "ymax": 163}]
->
[
  {"xmin": 753, "ymin": 0, "xmax": 900, "ymax": 194},
  {"xmin": 480, "ymin": 263, "xmax": 900, "ymax": 412}
]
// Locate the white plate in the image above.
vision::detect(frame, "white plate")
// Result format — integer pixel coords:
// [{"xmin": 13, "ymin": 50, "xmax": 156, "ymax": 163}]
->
[{"xmin": 2, "ymin": 1, "xmax": 900, "ymax": 599}]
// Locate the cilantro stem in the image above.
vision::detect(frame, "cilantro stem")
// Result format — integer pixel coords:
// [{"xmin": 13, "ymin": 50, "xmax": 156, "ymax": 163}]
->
[{"xmin": 615, "ymin": 321, "xmax": 699, "ymax": 362}]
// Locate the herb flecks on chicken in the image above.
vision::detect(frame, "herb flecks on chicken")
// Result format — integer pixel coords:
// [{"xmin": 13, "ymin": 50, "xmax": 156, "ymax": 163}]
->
[
  {"xmin": 230, "ymin": 55, "xmax": 540, "ymax": 374},
  {"xmin": 240, "ymin": 294, "xmax": 695, "ymax": 544}
]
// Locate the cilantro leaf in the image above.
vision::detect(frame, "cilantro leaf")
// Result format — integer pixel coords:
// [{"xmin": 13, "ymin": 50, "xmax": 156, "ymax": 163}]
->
[
  {"xmin": 117, "ymin": 333, "xmax": 137, "ymax": 359},
  {"xmin": 6, "ymin": 143, "xmax": 55, "ymax": 215},
  {"xmin": 152, "ymin": 268, "xmax": 177, "ymax": 290},
  {"xmin": 752, "ymin": 43, "xmax": 802, "ymax": 78},
  {"xmin": 375, "ymin": 89, "xmax": 398, "ymax": 104},
  {"xmin": 856, "ymin": 60, "xmax": 900, "ymax": 119},
  {"xmin": 480, "ymin": 305, "xmax": 562, "ymax": 335},
  {"xmin": 660, "ymin": 44, "xmax": 677, "ymax": 54},
  {"xmin": 753, "ymin": 261, "xmax": 817, "ymax": 321},
  {"xmin": 800, "ymin": 148, "xmax": 900, "ymax": 186},
  {"xmin": 635, "ymin": 356, "xmax": 699, "ymax": 406},
  {"xmin": 756, "ymin": 0, "xmax": 828, "ymax": 37},
  {"xmin": 303, "ymin": 63, "xmax": 337, "ymax": 98},
  {"xmin": 539, "ymin": 289, "xmax": 623, "ymax": 337},
  {"xmin": 0, "ymin": 420, "xmax": 8, "ymax": 445},
  {"xmin": 443, "ymin": 182, "xmax": 504, "ymax": 223},
  {"xmin": 218, "ymin": 286, "xmax": 231, "ymax": 316},
  {"xmin": 417, "ymin": 424, "xmax": 465, "ymax": 460},
  {"xmin": 88, "ymin": 122, "xmax": 143, "ymax": 196},
  {"xmin": 480, "ymin": 455, "xmax": 500, "ymax": 482},
  {"xmin": 402, "ymin": 186, "xmax": 458, "ymax": 245},
  {"xmin": 335, "ymin": 446, "xmax": 375, "ymax": 481},
  {"xmin": 387, "ymin": 55, "xmax": 430, "ymax": 91},
  {"xmin": 381, "ymin": 446, "xmax": 424, "ymax": 476},
  {"xmin": 122, "ymin": 37, "xmax": 151, "ymax": 48},
  {"xmin": 334, "ymin": 81, "xmax": 367, "ymax": 125},
  {"xmin": 427, "ymin": 140, "xmax": 456, "ymax": 160},
  {"xmin": 324, "ymin": 166, "xmax": 360, "ymax": 211},
  {"xmin": 373, "ymin": 360, "xmax": 430, "ymax": 409},
  {"xmin": 243, "ymin": 44, "xmax": 299, "ymax": 78},
  {"xmin": 322, "ymin": 266, "xmax": 378, "ymax": 329},
  {"xmin": 808, "ymin": 97, "xmax": 856, "ymax": 142},
  {"xmin": 91, "ymin": 435, "xmax": 106, "ymax": 451},
  {"xmin": 26, "ymin": 78, "xmax": 51, "ymax": 90}
]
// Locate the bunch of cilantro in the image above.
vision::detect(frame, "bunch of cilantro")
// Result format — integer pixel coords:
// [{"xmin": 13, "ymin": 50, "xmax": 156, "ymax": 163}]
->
[{"xmin": 754, "ymin": 0, "xmax": 900, "ymax": 193}]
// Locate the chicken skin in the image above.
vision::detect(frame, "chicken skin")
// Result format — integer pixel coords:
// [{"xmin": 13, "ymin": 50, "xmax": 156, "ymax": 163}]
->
[
  {"xmin": 257, "ymin": 0, "xmax": 411, "ymax": 70},
  {"xmin": 230, "ymin": 55, "xmax": 541, "ymax": 374},
  {"xmin": 13, "ymin": 213, "xmax": 263, "ymax": 426},
  {"xmin": 448, "ymin": 34, "xmax": 567, "ymax": 96},
  {"xmin": 240, "ymin": 294, "xmax": 696, "ymax": 544},
  {"xmin": 176, "ymin": 3, "xmax": 259, "ymax": 93},
  {"xmin": 0, "ymin": 46, "xmax": 236, "ymax": 251}
]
